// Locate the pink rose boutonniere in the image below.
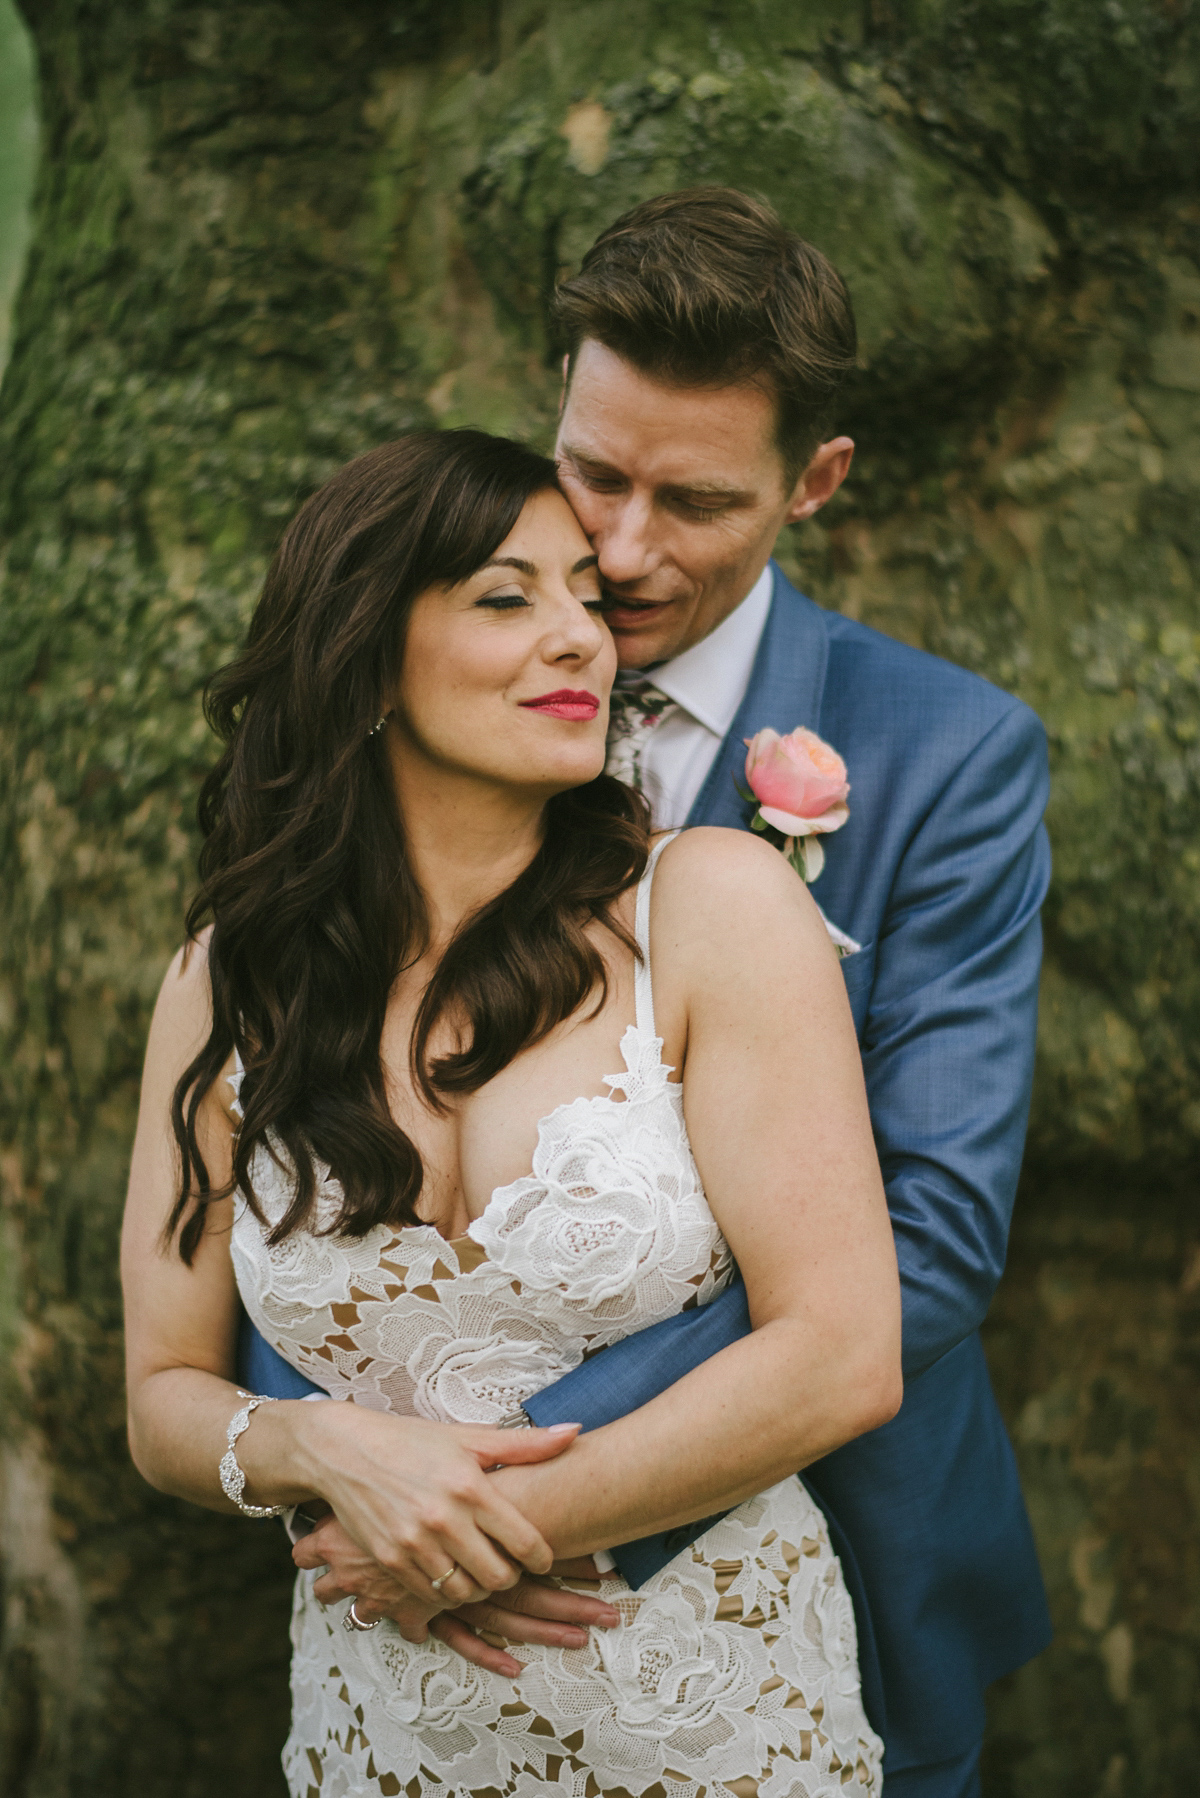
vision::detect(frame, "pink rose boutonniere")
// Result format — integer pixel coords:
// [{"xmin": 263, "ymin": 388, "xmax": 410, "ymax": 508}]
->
[
  {"xmin": 740, "ymin": 727, "xmax": 861, "ymax": 958},
  {"xmin": 743, "ymin": 725, "xmax": 850, "ymax": 881}
]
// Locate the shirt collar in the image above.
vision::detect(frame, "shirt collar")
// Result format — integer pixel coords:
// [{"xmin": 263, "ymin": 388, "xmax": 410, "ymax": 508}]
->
[{"xmin": 634, "ymin": 563, "xmax": 774, "ymax": 738}]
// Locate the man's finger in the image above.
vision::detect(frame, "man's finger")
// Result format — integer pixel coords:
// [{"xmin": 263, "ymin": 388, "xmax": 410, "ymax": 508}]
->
[{"xmin": 430, "ymin": 1615, "xmax": 523, "ymax": 1680}]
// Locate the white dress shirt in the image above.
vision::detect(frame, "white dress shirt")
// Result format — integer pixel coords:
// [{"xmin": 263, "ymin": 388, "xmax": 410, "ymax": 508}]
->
[{"xmin": 612, "ymin": 564, "xmax": 774, "ymax": 829}]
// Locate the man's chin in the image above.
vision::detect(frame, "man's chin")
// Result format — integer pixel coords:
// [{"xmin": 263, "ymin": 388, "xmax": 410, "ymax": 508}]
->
[
  {"xmin": 609, "ymin": 613, "xmax": 688, "ymax": 669},
  {"xmin": 613, "ymin": 633, "xmax": 680, "ymax": 670}
]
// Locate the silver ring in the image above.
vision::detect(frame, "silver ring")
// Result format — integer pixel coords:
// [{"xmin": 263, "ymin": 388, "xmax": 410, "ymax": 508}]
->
[
  {"xmin": 342, "ymin": 1599, "xmax": 380, "ymax": 1633},
  {"xmin": 430, "ymin": 1563, "xmax": 458, "ymax": 1593}
]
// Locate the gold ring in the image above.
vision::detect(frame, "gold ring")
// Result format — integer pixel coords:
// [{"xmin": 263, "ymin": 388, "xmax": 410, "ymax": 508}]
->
[{"xmin": 430, "ymin": 1563, "xmax": 458, "ymax": 1592}]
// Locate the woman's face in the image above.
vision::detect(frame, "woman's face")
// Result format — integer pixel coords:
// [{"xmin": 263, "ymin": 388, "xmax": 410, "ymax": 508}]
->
[{"xmin": 391, "ymin": 488, "xmax": 615, "ymax": 799}]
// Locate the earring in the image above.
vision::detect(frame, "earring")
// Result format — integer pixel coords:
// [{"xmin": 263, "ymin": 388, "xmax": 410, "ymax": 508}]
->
[{"xmin": 368, "ymin": 712, "xmax": 389, "ymax": 737}]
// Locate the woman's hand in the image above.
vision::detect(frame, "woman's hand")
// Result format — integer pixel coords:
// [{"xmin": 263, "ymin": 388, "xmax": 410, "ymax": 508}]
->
[
  {"xmin": 287, "ymin": 1402, "xmax": 582, "ymax": 1609},
  {"xmin": 293, "ymin": 1512, "xmax": 618, "ymax": 1677}
]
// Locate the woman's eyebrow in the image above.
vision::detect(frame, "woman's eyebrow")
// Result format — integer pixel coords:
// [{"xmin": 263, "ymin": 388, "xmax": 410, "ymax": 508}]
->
[
  {"xmin": 479, "ymin": 555, "xmax": 537, "ymax": 575},
  {"xmin": 477, "ymin": 553, "xmax": 599, "ymax": 576}
]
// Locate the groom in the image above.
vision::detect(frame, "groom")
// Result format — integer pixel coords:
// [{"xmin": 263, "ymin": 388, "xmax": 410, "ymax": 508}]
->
[{"xmin": 245, "ymin": 188, "xmax": 1052, "ymax": 1794}]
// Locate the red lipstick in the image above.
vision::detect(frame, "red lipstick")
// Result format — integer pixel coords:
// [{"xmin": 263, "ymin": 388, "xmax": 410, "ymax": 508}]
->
[{"xmin": 518, "ymin": 688, "xmax": 601, "ymax": 721}]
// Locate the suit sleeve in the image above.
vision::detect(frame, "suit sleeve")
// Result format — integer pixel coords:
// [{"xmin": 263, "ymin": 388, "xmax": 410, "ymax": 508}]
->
[
  {"xmin": 864, "ymin": 700, "xmax": 1050, "ymax": 1379},
  {"xmin": 522, "ymin": 1272, "xmax": 751, "ymax": 1430}
]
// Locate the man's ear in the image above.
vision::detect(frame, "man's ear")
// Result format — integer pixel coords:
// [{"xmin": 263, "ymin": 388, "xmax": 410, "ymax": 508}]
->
[
  {"xmin": 784, "ymin": 437, "xmax": 854, "ymax": 525},
  {"xmin": 558, "ymin": 353, "xmax": 571, "ymax": 419}
]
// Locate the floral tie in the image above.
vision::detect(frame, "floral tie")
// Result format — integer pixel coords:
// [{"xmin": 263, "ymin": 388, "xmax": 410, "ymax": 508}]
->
[{"xmin": 606, "ymin": 679, "xmax": 678, "ymax": 792}]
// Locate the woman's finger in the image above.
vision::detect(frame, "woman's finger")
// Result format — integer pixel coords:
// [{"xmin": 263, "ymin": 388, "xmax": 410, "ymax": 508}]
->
[
  {"xmin": 426, "ymin": 1562, "xmax": 488, "ymax": 1609},
  {"xmin": 393, "ymin": 1620, "xmax": 429, "ymax": 1644},
  {"xmin": 344, "ymin": 1598, "xmax": 386, "ymax": 1627},
  {"xmin": 464, "ymin": 1423, "xmax": 581, "ymax": 1469},
  {"xmin": 430, "ymin": 1614, "xmax": 523, "ymax": 1681},
  {"xmin": 463, "ymin": 1578, "xmax": 621, "ymax": 1630},
  {"xmin": 301, "ymin": 1509, "xmax": 490, "ymax": 1607},
  {"xmin": 415, "ymin": 1515, "xmax": 529, "ymax": 1595},
  {"xmin": 454, "ymin": 1601, "xmax": 589, "ymax": 1650},
  {"xmin": 467, "ymin": 1488, "xmax": 557, "ymax": 1577},
  {"xmin": 292, "ymin": 1532, "xmax": 333, "ymax": 1571},
  {"xmin": 552, "ymin": 1555, "xmax": 608, "ymax": 1580}
]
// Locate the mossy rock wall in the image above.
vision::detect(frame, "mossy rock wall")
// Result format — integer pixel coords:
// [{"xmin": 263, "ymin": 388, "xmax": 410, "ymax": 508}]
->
[{"xmin": 1, "ymin": 3, "xmax": 1198, "ymax": 1793}]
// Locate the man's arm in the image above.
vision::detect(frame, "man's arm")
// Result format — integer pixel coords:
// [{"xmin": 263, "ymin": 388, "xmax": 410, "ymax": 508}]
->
[
  {"xmin": 238, "ymin": 1307, "xmax": 324, "ymax": 1397},
  {"xmin": 868, "ymin": 702, "xmax": 1050, "ymax": 1375}
]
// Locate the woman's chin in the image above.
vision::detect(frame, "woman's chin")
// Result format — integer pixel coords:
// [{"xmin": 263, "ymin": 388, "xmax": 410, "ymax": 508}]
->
[{"xmin": 512, "ymin": 749, "xmax": 610, "ymax": 796}]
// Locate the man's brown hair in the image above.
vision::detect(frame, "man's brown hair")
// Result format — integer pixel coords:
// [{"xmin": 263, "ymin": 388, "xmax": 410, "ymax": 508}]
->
[{"xmin": 552, "ymin": 187, "xmax": 857, "ymax": 482}]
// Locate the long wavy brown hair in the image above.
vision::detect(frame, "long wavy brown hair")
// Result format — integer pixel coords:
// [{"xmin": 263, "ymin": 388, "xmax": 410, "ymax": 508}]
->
[{"xmin": 169, "ymin": 429, "xmax": 650, "ymax": 1262}]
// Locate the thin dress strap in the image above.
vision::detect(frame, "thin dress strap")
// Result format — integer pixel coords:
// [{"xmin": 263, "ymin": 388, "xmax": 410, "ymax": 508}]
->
[{"xmin": 633, "ymin": 832, "xmax": 680, "ymax": 1037}]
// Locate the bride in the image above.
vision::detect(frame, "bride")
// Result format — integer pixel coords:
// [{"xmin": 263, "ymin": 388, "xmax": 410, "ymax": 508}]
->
[{"xmin": 121, "ymin": 429, "xmax": 901, "ymax": 1797}]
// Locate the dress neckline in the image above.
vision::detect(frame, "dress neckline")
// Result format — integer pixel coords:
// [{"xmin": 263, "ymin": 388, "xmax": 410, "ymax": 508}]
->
[
  {"xmin": 232, "ymin": 833, "xmax": 682, "ymax": 1249},
  {"xmin": 421, "ymin": 831, "xmax": 680, "ymax": 1247}
]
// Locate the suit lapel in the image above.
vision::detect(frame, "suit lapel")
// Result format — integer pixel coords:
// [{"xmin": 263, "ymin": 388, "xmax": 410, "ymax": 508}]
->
[{"xmin": 687, "ymin": 563, "xmax": 831, "ymax": 829}]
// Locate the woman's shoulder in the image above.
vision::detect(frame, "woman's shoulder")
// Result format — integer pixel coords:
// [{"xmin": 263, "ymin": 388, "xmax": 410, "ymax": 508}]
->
[
  {"xmin": 149, "ymin": 928, "xmax": 216, "ymax": 1051},
  {"xmin": 651, "ymin": 830, "xmax": 841, "ymax": 1014},
  {"xmin": 654, "ymin": 825, "xmax": 818, "ymax": 911},
  {"xmin": 651, "ymin": 827, "xmax": 832, "ymax": 967},
  {"xmin": 132, "ymin": 927, "xmax": 240, "ymax": 1126}
]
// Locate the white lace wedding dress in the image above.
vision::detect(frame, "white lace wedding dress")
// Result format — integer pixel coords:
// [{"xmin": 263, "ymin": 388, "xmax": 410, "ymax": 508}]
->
[{"xmin": 231, "ymin": 837, "xmax": 884, "ymax": 1798}]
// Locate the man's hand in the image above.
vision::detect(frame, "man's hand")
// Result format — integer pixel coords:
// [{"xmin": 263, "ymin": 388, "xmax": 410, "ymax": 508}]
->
[{"xmin": 293, "ymin": 1514, "xmax": 620, "ymax": 1678}]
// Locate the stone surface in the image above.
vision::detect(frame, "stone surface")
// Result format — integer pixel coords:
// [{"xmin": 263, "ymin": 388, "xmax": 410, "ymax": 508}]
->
[{"xmin": 0, "ymin": 1, "xmax": 1198, "ymax": 1792}]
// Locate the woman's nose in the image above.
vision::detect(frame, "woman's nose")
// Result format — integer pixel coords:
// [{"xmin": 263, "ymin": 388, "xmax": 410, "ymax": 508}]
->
[{"xmin": 547, "ymin": 593, "xmax": 608, "ymax": 664}]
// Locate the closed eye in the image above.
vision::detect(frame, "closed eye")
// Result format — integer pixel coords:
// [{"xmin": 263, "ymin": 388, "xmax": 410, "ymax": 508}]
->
[
  {"xmin": 671, "ymin": 497, "xmax": 728, "ymax": 521},
  {"xmin": 573, "ymin": 468, "xmax": 624, "ymax": 493},
  {"xmin": 475, "ymin": 591, "xmax": 529, "ymax": 611}
]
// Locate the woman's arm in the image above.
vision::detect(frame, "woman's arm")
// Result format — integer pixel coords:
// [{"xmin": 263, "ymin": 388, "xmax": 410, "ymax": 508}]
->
[
  {"xmin": 485, "ymin": 827, "xmax": 903, "ymax": 1557},
  {"xmin": 120, "ymin": 939, "xmax": 578, "ymax": 1614}
]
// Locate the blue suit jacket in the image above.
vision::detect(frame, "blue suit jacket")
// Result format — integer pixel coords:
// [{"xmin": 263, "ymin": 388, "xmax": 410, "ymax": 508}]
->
[{"xmin": 239, "ymin": 566, "xmax": 1053, "ymax": 1769}]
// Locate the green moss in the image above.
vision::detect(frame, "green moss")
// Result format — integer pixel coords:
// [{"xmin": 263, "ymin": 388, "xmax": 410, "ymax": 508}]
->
[{"xmin": 2, "ymin": 1, "xmax": 1200, "ymax": 1791}]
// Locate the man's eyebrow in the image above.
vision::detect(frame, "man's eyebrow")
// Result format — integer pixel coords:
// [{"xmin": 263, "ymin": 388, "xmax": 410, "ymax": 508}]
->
[
  {"xmin": 479, "ymin": 555, "xmax": 537, "ymax": 575},
  {"xmin": 560, "ymin": 446, "xmax": 750, "ymax": 506},
  {"xmin": 559, "ymin": 446, "xmax": 619, "ymax": 476}
]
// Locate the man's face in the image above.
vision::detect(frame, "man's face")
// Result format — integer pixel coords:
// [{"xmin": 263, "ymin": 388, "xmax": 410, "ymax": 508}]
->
[{"xmin": 555, "ymin": 339, "xmax": 853, "ymax": 668}]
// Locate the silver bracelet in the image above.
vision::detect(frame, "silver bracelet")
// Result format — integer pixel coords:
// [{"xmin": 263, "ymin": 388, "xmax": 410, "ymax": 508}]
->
[
  {"xmin": 496, "ymin": 1405, "xmax": 533, "ymax": 1430},
  {"xmin": 219, "ymin": 1391, "xmax": 289, "ymax": 1518}
]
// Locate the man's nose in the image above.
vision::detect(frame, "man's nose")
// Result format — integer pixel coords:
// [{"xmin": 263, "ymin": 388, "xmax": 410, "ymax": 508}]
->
[
  {"xmin": 595, "ymin": 494, "xmax": 657, "ymax": 588},
  {"xmin": 551, "ymin": 593, "xmax": 608, "ymax": 664}
]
